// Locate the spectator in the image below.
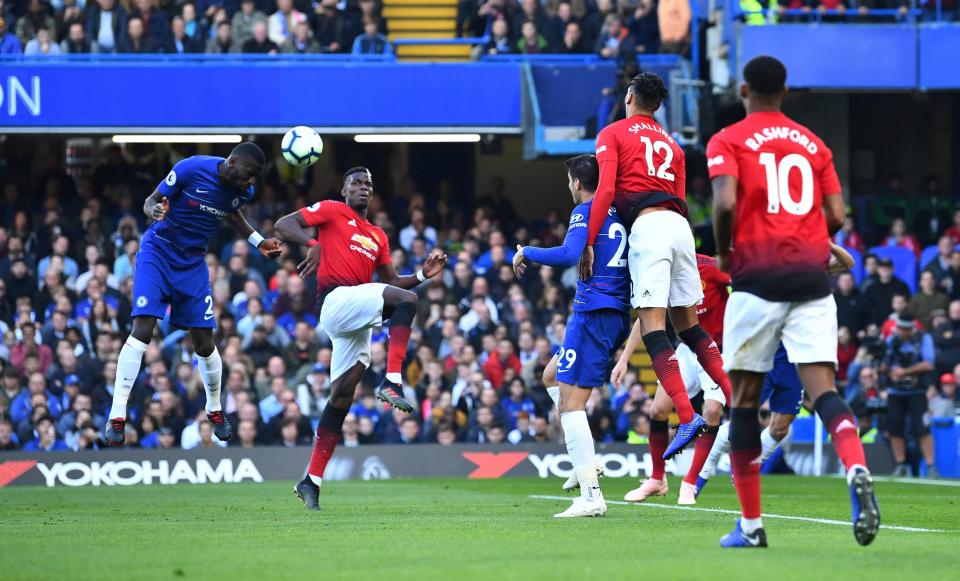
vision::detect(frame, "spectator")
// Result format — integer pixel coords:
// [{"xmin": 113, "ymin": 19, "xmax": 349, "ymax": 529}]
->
[
  {"xmin": 554, "ymin": 21, "xmax": 586, "ymax": 53},
  {"xmin": 16, "ymin": 0, "xmax": 55, "ymax": 47},
  {"xmin": 545, "ymin": 1, "xmax": 575, "ymax": 47},
  {"xmin": 85, "ymin": 0, "xmax": 125, "ymax": 53},
  {"xmin": 929, "ymin": 373, "xmax": 958, "ymax": 418},
  {"xmin": 883, "ymin": 217, "xmax": 921, "ymax": 259},
  {"xmin": 0, "ymin": 16, "xmax": 21, "ymax": 53},
  {"xmin": 10, "ymin": 322, "xmax": 54, "ymax": 377},
  {"xmin": 351, "ymin": 16, "xmax": 390, "ymax": 55},
  {"xmin": 933, "ymin": 301, "xmax": 960, "ymax": 375},
  {"xmin": 242, "ymin": 20, "xmax": 278, "ymax": 54},
  {"xmin": 909, "ymin": 271, "xmax": 950, "ymax": 329},
  {"xmin": 925, "ymin": 236, "xmax": 957, "ymax": 292},
  {"xmin": 129, "ymin": 0, "xmax": 172, "ymax": 48},
  {"xmin": 513, "ymin": 0, "xmax": 546, "ymax": 38},
  {"xmin": 628, "ymin": 0, "xmax": 659, "ymax": 54},
  {"xmin": 399, "ymin": 208, "xmax": 438, "ymax": 253},
  {"xmin": 116, "ymin": 17, "xmax": 159, "ymax": 53},
  {"xmin": 181, "ymin": 2, "xmax": 202, "ymax": 41},
  {"xmin": 482, "ymin": 338, "xmax": 521, "ymax": 389},
  {"xmin": 481, "ymin": 18, "xmax": 512, "ymax": 55},
  {"xmin": 232, "ymin": 0, "xmax": 266, "ymax": 48},
  {"xmin": 169, "ymin": 16, "xmax": 203, "ymax": 53},
  {"xmin": 595, "ymin": 14, "xmax": 635, "ymax": 65},
  {"xmin": 38, "ymin": 235, "xmax": 79, "ymax": 287},
  {"xmin": 156, "ymin": 425, "xmax": 178, "ymax": 449},
  {"xmin": 21, "ymin": 415, "xmax": 69, "ymax": 452},
  {"xmin": 236, "ymin": 419, "xmax": 259, "ymax": 448},
  {"xmin": 314, "ymin": 0, "xmax": 345, "ymax": 53},
  {"xmin": 24, "ymin": 27, "xmax": 61, "ymax": 55},
  {"xmin": 883, "ymin": 312, "xmax": 937, "ymax": 477},
  {"xmin": 399, "ymin": 416, "xmax": 422, "ymax": 444},
  {"xmin": 0, "ymin": 417, "xmax": 18, "ymax": 450},
  {"xmin": 863, "ymin": 257, "xmax": 910, "ymax": 326},
  {"xmin": 280, "ymin": 20, "xmax": 319, "ymax": 53},
  {"xmin": 879, "ymin": 294, "xmax": 915, "ymax": 339},
  {"xmin": 268, "ymin": 0, "xmax": 307, "ymax": 46},
  {"xmin": 61, "ymin": 21, "xmax": 93, "ymax": 53},
  {"xmin": 516, "ymin": 20, "xmax": 547, "ymax": 53},
  {"xmin": 206, "ymin": 20, "xmax": 235, "ymax": 53},
  {"xmin": 944, "ymin": 207, "xmax": 960, "ymax": 246},
  {"xmin": 259, "ymin": 375, "xmax": 290, "ymax": 423},
  {"xmin": 834, "ymin": 216, "xmax": 863, "ymax": 252},
  {"xmin": 834, "ymin": 272, "xmax": 866, "ymax": 336}
]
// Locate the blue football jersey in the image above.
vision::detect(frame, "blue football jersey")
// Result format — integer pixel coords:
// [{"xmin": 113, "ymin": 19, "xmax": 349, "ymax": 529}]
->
[
  {"xmin": 143, "ymin": 156, "xmax": 253, "ymax": 264},
  {"xmin": 523, "ymin": 200, "xmax": 630, "ymax": 313}
]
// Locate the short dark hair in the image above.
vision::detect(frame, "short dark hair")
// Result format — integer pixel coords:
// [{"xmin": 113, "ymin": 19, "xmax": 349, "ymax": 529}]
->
[
  {"xmin": 743, "ymin": 56, "xmax": 787, "ymax": 97},
  {"xmin": 343, "ymin": 166, "xmax": 371, "ymax": 181},
  {"xmin": 231, "ymin": 142, "xmax": 266, "ymax": 166},
  {"xmin": 628, "ymin": 72, "xmax": 668, "ymax": 112},
  {"xmin": 564, "ymin": 154, "xmax": 599, "ymax": 192}
]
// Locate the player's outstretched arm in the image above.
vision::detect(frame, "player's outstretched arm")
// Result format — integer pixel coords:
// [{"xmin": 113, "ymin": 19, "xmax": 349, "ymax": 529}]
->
[
  {"xmin": 225, "ymin": 210, "xmax": 282, "ymax": 259},
  {"xmin": 377, "ymin": 251, "xmax": 448, "ymax": 290},
  {"xmin": 611, "ymin": 318, "xmax": 644, "ymax": 387},
  {"xmin": 515, "ymin": 219, "xmax": 588, "ymax": 278},
  {"xmin": 275, "ymin": 210, "xmax": 321, "ymax": 277},
  {"xmin": 711, "ymin": 175, "xmax": 738, "ymax": 272}
]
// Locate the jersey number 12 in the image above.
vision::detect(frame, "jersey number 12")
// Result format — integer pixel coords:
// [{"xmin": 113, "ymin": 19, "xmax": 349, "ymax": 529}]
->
[{"xmin": 640, "ymin": 136, "xmax": 675, "ymax": 182}]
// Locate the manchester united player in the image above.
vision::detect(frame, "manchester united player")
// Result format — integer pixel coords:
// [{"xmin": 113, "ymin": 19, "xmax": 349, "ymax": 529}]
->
[
  {"xmin": 611, "ymin": 254, "xmax": 729, "ymax": 505},
  {"xmin": 583, "ymin": 72, "xmax": 731, "ymax": 461},
  {"xmin": 709, "ymin": 56, "xmax": 878, "ymax": 548},
  {"xmin": 274, "ymin": 167, "xmax": 447, "ymax": 510}
]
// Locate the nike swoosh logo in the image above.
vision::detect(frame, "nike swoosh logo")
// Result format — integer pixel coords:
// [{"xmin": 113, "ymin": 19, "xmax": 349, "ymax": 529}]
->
[
  {"xmin": 204, "ymin": 314, "xmax": 214, "ymax": 321},
  {"xmin": 196, "ymin": 189, "xmax": 209, "ymax": 193},
  {"xmin": 743, "ymin": 533, "xmax": 761, "ymax": 546}
]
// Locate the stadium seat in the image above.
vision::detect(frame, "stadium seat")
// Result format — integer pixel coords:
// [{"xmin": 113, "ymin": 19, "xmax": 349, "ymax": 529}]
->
[
  {"xmin": 919, "ymin": 245, "xmax": 939, "ymax": 272},
  {"xmin": 868, "ymin": 245, "xmax": 917, "ymax": 293},
  {"xmin": 844, "ymin": 246, "xmax": 863, "ymax": 285}
]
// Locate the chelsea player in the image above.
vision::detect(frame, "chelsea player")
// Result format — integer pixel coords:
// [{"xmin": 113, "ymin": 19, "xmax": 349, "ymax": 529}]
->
[
  {"xmin": 104, "ymin": 143, "xmax": 282, "ymax": 446},
  {"xmin": 513, "ymin": 155, "xmax": 630, "ymax": 518}
]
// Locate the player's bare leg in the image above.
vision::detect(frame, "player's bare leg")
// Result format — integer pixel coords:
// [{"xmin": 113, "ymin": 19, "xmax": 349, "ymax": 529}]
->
[
  {"xmin": 799, "ymin": 363, "xmax": 879, "ymax": 546},
  {"xmin": 554, "ymin": 384, "xmax": 606, "ymax": 518},
  {"xmin": 544, "ymin": 358, "xmax": 604, "ymax": 492},
  {"xmin": 104, "ymin": 315, "xmax": 156, "ymax": 446},
  {"xmin": 190, "ymin": 327, "xmax": 231, "ymax": 441},
  {"xmin": 376, "ymin": 286, "xmax": 417, "ymax": 412},
  {"xmin": 296, "ymin": 361, "xmax": 367, "ymax": 511},
  {"xmin": 625, "ymin": 386, "xmax": 671, "ymax": 502},
  {"xmin": 678, "ymin": 399, "xmax": 724, "ymax": 505},
  {"xmin": 720, "ymin": 370, "xmax": 767, "ymax": 548}
]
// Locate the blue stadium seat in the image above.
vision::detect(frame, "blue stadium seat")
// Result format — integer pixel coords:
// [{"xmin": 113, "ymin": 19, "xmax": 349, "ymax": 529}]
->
[
  {"xmin": 844, "ymin": 246, "xmax": 864, "ymax": 285},
  {"xmin": 868, "ymin": 245, "xmax": 917, "ymax": 293},
  {"xmin": 920, "ymin": 244, "xmax": 940, "ymax": 272}
]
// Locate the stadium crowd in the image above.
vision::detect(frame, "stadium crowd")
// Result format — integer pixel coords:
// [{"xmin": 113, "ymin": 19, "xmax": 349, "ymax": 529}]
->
[{"xmin": 0, "ymin": 148, "xmax": 956, "ymax": 478}]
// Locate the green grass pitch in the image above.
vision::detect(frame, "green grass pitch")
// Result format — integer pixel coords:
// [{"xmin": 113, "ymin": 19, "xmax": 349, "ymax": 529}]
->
[{"xmin": 2, "ymin": 475, "xmax": 957, "ymax": 580}]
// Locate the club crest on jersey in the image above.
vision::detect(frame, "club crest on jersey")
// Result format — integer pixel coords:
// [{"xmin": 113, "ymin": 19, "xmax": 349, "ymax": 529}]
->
[
  {"xmin": 136, "ymin": 296, "xmax": 148, "ymax": 308},
  {"xmin": 165, "ymin": 171, "xmax": 176, "ymax": 186},
  {"xmin": 306, "ymin": 202, "xmax": 321, "ymax": 212}
]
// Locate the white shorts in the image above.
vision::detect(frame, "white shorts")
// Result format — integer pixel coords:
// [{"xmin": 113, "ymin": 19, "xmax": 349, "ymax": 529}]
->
[
  {"xmin": 722, "ymin": 291, "xmax": 838, "ymax": 373},
  {"xmin": 673, "ymin": 343, "xmax": 726, "ymax": 406},
  {"xmin": 319, "ymin": 283, "xmax": 386, "ymax": 382},
  {"xmin": 628, "ymin": 210, "xmax": 703, "ymax": 309}
]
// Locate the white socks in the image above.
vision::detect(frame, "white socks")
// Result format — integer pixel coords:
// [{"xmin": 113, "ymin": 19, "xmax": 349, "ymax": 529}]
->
[
  {"xmin": 701, "ymin": 422, "xmax": 731, "ymax": 479},
  {"xmin": 309, "ymin": 475, "xmax": 323, "ymax": 486},
  {"xmin": 741, "ymin": 517, "xmax": 763, "ymax": 534},
  {"xmin": 197, "ymin": 348, "xmax": 223, "ymax": 413},
  {"xmin": 546, "ymin": 386, "xmax": 560, "ymax": 409},
  {"xmin": 386, "ymin": 372, "xmax": 402, "ymax": 385},
  {"xmin": 760, "ymin": 426, "xmax": 785, "ymax": 463},
  {"xmin": 561, "ymin": 410, "xmax": 600, "ymax": 501},
  {"xmin": 109, "ymin": 336, "xmax": 148, "ymax": 420}
]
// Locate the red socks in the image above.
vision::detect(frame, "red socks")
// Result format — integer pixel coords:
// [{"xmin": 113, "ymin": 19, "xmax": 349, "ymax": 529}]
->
[
  {"xmin": 386, "ymin": 301, "xmax": 416, "ymax": 377},
  {"xmin": 815, "ymin": 391, "xmax": 867, "ymax": 470},
  {"xmin": 644, "ymin": 331, "xmax": 694, "ymax": 424},
  {"xmin": 307, "ymin": 405, "xmax": 348, "ymax": 480},
  {"xmin": 730, "ymin": 408, "xmax": 762, "ymax": 520},
  {"xmin": 649, "ymin": 419, "xmax": 669, "ymax": 480},
  {"xmin": 679, "ymin": 326, "xmax": 732, "ymax": 402},
  {"xmin": 684, "ymin": 424, "xmax": 719, "ymax": 485}
]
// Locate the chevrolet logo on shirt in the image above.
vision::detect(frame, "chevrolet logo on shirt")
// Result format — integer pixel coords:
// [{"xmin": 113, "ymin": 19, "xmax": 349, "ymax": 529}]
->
[{"xmin": 351, "ymin": 233, "xmax": 379, "ymax": 253}]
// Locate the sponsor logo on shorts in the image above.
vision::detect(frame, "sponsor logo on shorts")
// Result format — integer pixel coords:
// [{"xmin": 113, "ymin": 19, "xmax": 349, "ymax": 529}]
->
[
  {"xmin": 640, "ymin": 289, "xmax": 651, "ymax": 298},
  {"xmin": 136, "ymin": 296, "xmax": 148, "ymax": 308}
]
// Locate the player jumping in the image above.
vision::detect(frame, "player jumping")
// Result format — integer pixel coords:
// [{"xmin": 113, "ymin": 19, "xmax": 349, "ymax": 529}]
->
[
  {"xmin": 513, "ymin": 155, "xmax": 630, "ymax": 518},
  {"xmin": 696, "ymin": 245, "xmax": 855, "ymax": 498},
  {"xmin": 613, "ymin": 254, "xmax": 729, "ymax": 505},
  {"xmin": 104, "ymin": 143, "xmax": 282, "ymax": 446},
  {"xmin": 709, "ymin": 56, "xmax": 879, "ymax": 548},
  {"xmin": 275, "ymin": 167, "xmax": 447, "ymax": 510},
  {"xmin": 583, "ymin": 72, "xmax": 732, "ymax": 460}
]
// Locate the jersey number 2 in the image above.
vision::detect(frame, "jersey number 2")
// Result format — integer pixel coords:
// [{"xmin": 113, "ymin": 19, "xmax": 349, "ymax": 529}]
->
[
  {"xmin": 640, "ymin": 136, "xmax": 675, "ymax": 182},
  {"xmin": 760, "ymin": 152, "xmax": 814, "ymax": 215},
  {"xmin": 606, "ymin": 223, "xmax": 628, "ymax": 268}
]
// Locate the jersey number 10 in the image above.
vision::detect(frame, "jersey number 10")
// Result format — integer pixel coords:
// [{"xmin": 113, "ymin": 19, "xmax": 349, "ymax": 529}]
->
[{"xmin": 759, "ymin": 152, "xmax": 814, "ymax": 216}]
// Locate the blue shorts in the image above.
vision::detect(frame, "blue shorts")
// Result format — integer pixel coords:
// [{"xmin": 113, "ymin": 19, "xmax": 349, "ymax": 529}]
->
[
  {"xmin": 131, "ymin": 248, "xmax": 214, "ymax": 329},
  {"xmin": 760, "ymin": 346, "xmax": 803, "ymax": 415},
  {"xmin": 556, "ymin": 309, "xmax": 629, "ymax": 388}
]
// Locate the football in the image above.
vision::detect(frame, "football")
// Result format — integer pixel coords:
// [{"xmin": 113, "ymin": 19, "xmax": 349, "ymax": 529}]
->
[{"xmin": 281, "ymin": 126, "xmax": 323, "ymax": 167}]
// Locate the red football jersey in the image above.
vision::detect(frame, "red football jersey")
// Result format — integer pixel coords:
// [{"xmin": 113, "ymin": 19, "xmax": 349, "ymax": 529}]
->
[
  {"xmin": 299, "ymin": 200, "xmax": 392, "ymax": 292},
  {"xmin": 589, "ymin": 114, "xmax": 686, "ymax": 243},
  {"xmin": 696, "ymin": 254, "xmax": 730, "ymax": 348},
  {"xmin": 706, "ymin": 111, "xmax": 841, "ymax": 301}
]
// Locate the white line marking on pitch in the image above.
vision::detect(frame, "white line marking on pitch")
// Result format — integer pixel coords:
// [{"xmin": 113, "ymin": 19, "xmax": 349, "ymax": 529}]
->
[{"xmin": 529, "ymin": 495, "xmax": 951, "ymax": 533}]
